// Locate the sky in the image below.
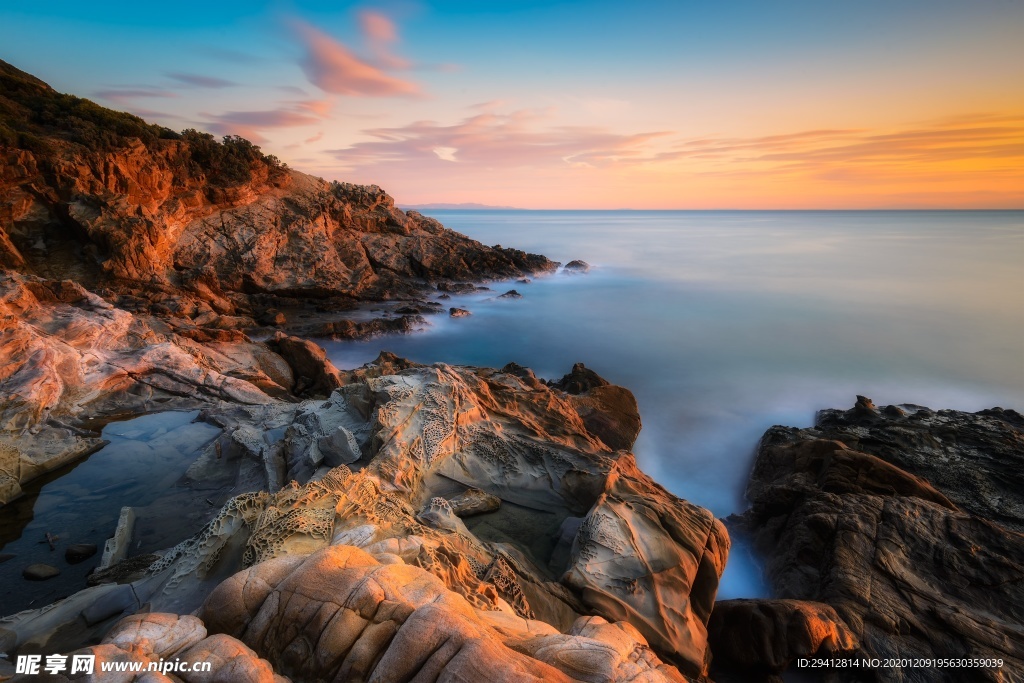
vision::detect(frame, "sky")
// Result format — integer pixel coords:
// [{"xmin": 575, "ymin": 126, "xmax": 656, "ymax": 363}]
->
[{"xmin": 2, "ymin": 0, "xmax": 1023, "ymax": 209}]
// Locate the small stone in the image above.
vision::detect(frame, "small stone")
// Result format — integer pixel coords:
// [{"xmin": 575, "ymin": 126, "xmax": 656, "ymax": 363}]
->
[
  {"xmin": 498, "ymin": 290, "xmax": 522, "ymax": 299},
  {"xmin": 448, "ymin": 488, "xmax": 501, "ymax": 517},
  {"xmin": 66, "ymin": 543, "xmax": 98, "ymax": 564},
  {"xmin": 0, "ymin": 553, "xmax": 15, "ymax": 564},
  {"xmin": 449, "ymin": 307, "xmax": 471, "ymax": 318},
  {"xmin": 23, "ymin": 563, "xmax": 60, "ymax": 581}
]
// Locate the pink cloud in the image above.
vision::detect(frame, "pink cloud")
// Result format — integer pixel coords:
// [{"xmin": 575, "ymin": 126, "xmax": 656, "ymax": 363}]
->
[
  {"xmin": 325, "ymin": 109, "xmax": 670, "ymax": 169},
  {"xmin": 359, "ymin": 11, "xmax": 397, "ymax": 43},
  {"xmin": 290, "ymin": 19, "xmax": 420, "ymax": 97},
  {"xmin": 204, "ymin": 101, "xmax": 328, "ymax": 143}
]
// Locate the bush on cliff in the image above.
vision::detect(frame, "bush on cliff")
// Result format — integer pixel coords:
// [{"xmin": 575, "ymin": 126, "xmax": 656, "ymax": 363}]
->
[{"xmin": 0, "ymin": 58, "xmax": 284, "ymax": 188}]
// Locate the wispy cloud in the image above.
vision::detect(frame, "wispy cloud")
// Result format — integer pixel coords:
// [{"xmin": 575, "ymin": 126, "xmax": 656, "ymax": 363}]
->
[
  {"xmin": 95, "ymin": 88, "xmax": 177, "ymax": 103},
  {"xmin": 326, "ymin": 109, "xmax": 670, "ymax": 169},
  {"xmin": 359, "ymin": 11, "xmax": 408, "ymax": 67},
  {"xmin": 166, "ymin": 72, "xmax": 237, "ymax": 89},
  {"xmin": 204, "ymin": 99, "xmax": 330, "ymax": 143},
  {"xmin": 290, "ymin": 18, "xmax": 421, "ymax": 98}
]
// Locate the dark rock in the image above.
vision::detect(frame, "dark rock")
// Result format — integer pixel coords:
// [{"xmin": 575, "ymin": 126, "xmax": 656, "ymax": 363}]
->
[
  {"xmin": 739, "ymin": 399, "xmax": 1024, "ymax": 678},
  {"xmin": 498, "ymin": 289, "xmax": 523, "ymax": 299},
  {"xmin": 438, "ymin": 282, "xmax": 477, "ymax": 294},
  {"xmin": 23, "ymin": 563, "xmax": 60, "ymax": 580},
  {"xmin": 708, "ymin": 599, "xmax": 857, "ymax": 681},
  {"xmin": 549, "ymin": 363, "xmax": 610, "ymax": 394},
  {"xmin": 394, "ymin": 305, "xmax": 421, "ymax": 314},
  {"xmin": 268, "ymin": 332, "xmax": 343, "ymax": 398},
  {"xmin": 438, "ymin": 293, "xmax": 451, "ymax": 299},
  {"xmin": 65, "ymin": 543, "xmax": 98, "ymax": 564},
  {"xmin": 258, "ymin": 309, "xmax": 287, "ymax": 326},
  {"xmin": 449, "ymin": 307, "xmax": 471, "ymax": 318},
  {"xmin": 563, "ymin": 260, "xmax": 591, "ymax": 273},
  {"xmin": 0, "ymin": 552, "xmax": 14, "ymax": 564},
  {"xmin": 814, "ymin": 397, "xmax": 1024, "ymax": 533},
  {"xmin": 549, "ymin": 364, "xmax": 640, "ymax": 451},
  {"xmin": 86, "ymin": 554, "xmax": 160, "ymax": 586}
]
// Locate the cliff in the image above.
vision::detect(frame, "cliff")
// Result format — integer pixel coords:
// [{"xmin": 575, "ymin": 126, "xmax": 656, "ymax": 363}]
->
[{"xmin": 0, "ymin": 59, "xmax": 555, "ymax": 323}]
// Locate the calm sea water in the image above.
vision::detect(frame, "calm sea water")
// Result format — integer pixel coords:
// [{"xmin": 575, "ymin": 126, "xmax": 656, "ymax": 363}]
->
[{"xmin": 325, "ymin": 210, "xmax": 1024, "ymax": 598}]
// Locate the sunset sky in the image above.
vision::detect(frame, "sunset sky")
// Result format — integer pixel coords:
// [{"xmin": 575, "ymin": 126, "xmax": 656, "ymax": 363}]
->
[{"xmin": 2, "ymin": 0, "xmax": 1023, "ymax": 208}]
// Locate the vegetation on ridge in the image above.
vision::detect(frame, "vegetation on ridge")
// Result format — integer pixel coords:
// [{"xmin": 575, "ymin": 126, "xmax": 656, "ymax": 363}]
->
[{"xmin": 0, "ymin": 58, "xmax": 285, "ymax": 188}]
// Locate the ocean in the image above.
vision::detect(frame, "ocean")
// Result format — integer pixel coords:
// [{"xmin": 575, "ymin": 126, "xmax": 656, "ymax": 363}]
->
[{"xmin": 323, "ymin": 209, "xmax": 1024, "ymax": 598}]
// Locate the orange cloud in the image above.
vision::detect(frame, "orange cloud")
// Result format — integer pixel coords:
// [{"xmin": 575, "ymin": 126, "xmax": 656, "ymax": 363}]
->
[
  {"xmin": 662, "ymin": 115, "xmax": 1024, "ymax": 173},
  {"xmin": 291, "ymin": 19, "xmax": 420, "ymax": 97}
]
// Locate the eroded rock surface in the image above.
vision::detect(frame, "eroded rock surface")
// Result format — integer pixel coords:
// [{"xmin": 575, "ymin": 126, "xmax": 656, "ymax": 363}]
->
[
  {"xmin": 10, "ymin": 613, "xmax": 288, "ymax": 683},
  {"xmin": 736, "ymin": 398, "xmax": 1024, "ymax": 683},
  {"xmin": 2, "ymin": 358, "xmax": 727, "ymax": 681}
]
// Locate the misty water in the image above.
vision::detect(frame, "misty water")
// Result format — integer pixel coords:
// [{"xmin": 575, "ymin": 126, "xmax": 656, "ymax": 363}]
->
[{"xmin": 324, "ymin": 210, "xmax": 1024, "ymax": 599}]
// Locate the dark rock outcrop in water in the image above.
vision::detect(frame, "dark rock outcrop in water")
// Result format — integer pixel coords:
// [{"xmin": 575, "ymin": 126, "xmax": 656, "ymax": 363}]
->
[
  {"xmin": 4, "ymin": 357, "xmax": 728, "ymax": 682},
  {"xmin": 733, "ymin": 398, "xmax": 1024, "ymax": 682}
]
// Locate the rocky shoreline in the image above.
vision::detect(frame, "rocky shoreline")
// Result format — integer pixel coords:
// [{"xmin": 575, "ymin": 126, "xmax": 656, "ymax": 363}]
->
[{"xmin": 2, "ymin": 58, "xmax": 1023, "ymax": 683}]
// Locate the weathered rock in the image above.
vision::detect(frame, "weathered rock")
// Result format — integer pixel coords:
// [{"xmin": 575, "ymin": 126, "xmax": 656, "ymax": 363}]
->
[
  {"xmin": 0, "ymin": 272, "xmax": 278, "ymax": 502},
  {"xmin": 550, "ymin": 364, "xmax": 642, "ymax": 452},
  {"xmin": 449, "ymin": 307, "xmax": 471, "ymax": 317},
  {"xmin": 64, "ymin": 543, "xmax": 98, "ymax": 564},
  {"xmin": 499, "ymin": 289, "xmax": 523, "ymax": 299},
  {"xmin": 550, "ymin": 362, "xmax": 610, "ymax": 394},
  {"xmin": 448, "ymin": 487, "xmax": 502, "ymax": 516},
  {"xmin": 10, "ymin": 612, "xmax": 288, "ymax": 683},
  {"xmin": 22, "ymin": 563, "xmax": 60, "ymax": 580},
  {"xmin": 199, "ymin": 544, "xmax": 687, "ymax": 683},
  {"xmin": 738, "ymin": 398, "xmax": 1024, "ymax": 682},
  {"xmin": 267, "ymin": 332, "xmax": 343, "ymax": 398},
  {"xmin": 708, "ymin": 599, "xmax": 857, "ymax": 681},
  {"xmin": 0, "ymin": 358, "xmax": 721, "ymax": 677}
]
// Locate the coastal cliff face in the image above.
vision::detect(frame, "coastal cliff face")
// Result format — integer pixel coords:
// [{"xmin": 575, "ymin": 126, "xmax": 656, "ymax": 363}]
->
[
  {"xmin": 0, "ymin": 58, "xmax": 554, "ymax": 320},
  {"xmin": 726, "ymin": 398, "xmax": 1024, "ymax": 683}
]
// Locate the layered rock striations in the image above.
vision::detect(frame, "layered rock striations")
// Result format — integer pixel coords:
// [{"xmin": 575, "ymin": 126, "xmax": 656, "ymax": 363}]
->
[
  {"xmin": 3, "ymin": 357, "xmax": 728, "ymax": 682},
  {"xmin": 733, "ymin": 398, "xmax": 1024, "ymax": 682}
]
